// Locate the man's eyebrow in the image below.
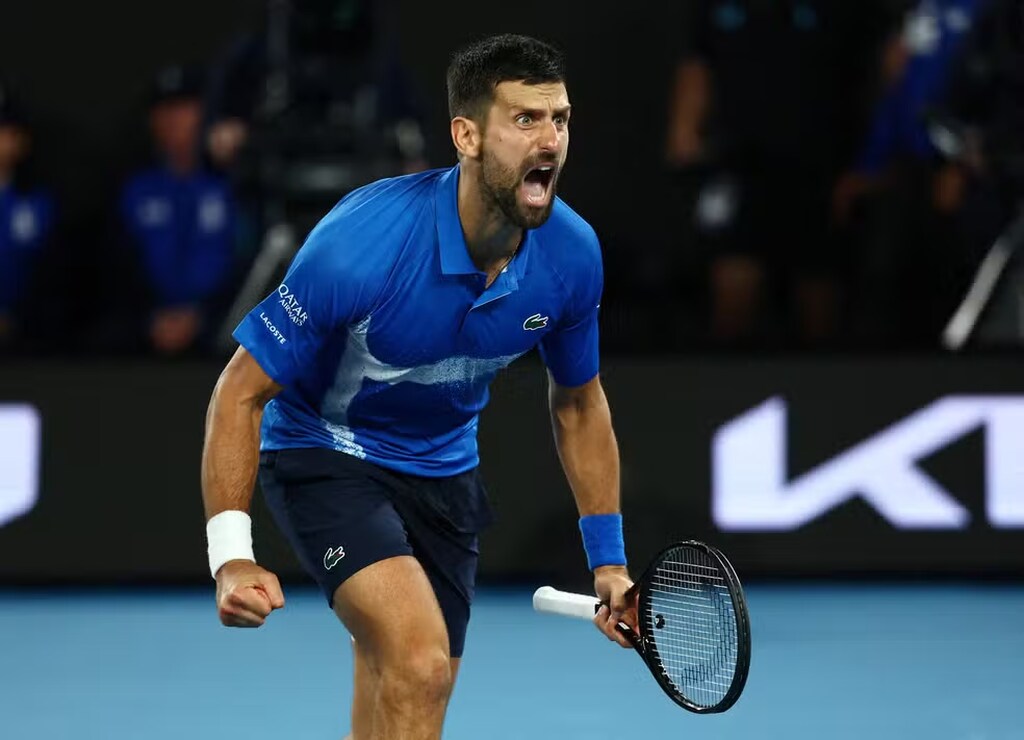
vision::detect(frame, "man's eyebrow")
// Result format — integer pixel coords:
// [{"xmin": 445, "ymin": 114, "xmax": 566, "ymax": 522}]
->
[{"xmin": 509, "ymin": 104, "xmax": 573, "ymax": 115}]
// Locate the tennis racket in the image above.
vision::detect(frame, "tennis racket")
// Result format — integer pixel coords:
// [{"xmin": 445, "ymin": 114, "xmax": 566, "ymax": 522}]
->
[{"xmin": 533, "ymin": 540, "xmax": 750, "ymax": 714}]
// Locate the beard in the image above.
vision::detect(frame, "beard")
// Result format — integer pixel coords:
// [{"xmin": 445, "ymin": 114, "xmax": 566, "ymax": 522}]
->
[{"xmin": 479, "ymin": 146, "xmax": 558, "ymax": 230}]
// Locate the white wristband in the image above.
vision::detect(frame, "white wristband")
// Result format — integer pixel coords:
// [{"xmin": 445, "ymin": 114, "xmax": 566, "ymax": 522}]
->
[{"xmin": 206, "ymin": 510, "xmax": 255, "ymax": 579}]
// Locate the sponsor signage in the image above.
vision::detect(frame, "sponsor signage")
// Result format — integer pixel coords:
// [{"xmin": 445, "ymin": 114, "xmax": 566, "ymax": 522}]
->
[
  {"xmin": 713, "ymin": 396, "xmax": 1024, "ymax": 531},
  {"xmin": 0, "ymin": 404, "xmax": 41, "ymax": 527},
  {"xmin": 0, "ymin": 358, "xmax": 1022, "ymax": 583}
]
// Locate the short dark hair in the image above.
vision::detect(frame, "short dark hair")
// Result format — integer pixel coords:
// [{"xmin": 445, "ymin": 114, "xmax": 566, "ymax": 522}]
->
[{"xmin": 446, "ymin": 34, "xmax": 566, "ymax": 121}]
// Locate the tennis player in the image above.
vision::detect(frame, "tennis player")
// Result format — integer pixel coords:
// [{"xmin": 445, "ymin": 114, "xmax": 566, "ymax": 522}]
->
[{"xmin": 201, "ymin": 33, "xmax": 635, "ymax": 739}]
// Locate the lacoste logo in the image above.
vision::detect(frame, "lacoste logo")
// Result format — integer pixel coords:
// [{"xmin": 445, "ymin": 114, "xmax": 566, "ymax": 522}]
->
[
  {"xmin": 324, "ymin": 545, "xmax": 346, "ymax": 570},
  {"xmin": 523, "ymin": 313, "xmax": 549, "ymax": 331}
]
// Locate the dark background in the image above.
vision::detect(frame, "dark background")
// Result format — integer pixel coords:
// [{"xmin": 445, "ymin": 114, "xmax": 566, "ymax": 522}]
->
[
  {"xmin": 0, "ymin": 0, "xmax": 687, "ymax": 265},
  {"xmin": 10, "ymin": 0, "xmax": 992, "ymax": 358}
]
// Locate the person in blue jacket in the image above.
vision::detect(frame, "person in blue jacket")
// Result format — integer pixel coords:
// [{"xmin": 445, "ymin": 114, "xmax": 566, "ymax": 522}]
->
[
  {"xmin": 119, "ymin": 65, "xmax": 238, "ymax": 356},
  {"xmin": 833, "ymin": 0, "xmax": 985, "ymax": 345},
  {"xmin": 0, "ymin": 84, "xmax": 55, "ymax": 352}
]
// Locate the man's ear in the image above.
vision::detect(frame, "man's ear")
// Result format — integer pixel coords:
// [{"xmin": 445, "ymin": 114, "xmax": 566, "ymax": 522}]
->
[{"xmin": 451, "ymin": 116, "xmax": 481, "ymax": 159}]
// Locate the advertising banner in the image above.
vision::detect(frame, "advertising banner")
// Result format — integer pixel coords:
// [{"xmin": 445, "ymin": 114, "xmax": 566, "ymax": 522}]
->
[{"xmin": 1, "ymin": 356, "xmax": 1021, "ymax": 585}]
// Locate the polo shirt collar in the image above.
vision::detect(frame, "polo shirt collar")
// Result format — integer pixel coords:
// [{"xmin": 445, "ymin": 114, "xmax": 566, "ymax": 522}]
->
[
  {"xmin": 435, "ymin": 165, "xmax": 478, "ymax": 275},
  {"xmin": 435, "ymin": 164, "xmax": 535, "ymax": 282}
]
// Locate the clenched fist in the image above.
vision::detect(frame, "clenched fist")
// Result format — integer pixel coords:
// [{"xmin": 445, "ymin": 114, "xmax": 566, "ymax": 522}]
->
[{"xmin": 215, "ymin": 560, "xmax": 285, "ymax": 628}]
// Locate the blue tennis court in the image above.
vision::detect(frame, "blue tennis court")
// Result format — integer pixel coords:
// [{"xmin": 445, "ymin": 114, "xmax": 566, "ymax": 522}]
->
[{"xmin": 1, "ymin": 584, "xmax": 1021, "ymax": 739}]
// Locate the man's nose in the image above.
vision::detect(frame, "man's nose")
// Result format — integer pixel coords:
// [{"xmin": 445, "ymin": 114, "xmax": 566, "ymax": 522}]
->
[{"xmin": 537, "ymin": 120, "xmax": 560, "ymax": 151}]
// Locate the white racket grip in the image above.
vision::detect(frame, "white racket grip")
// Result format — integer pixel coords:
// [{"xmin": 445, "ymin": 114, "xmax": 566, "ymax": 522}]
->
[{"xmin": 532, "ymin": 586, "xmax": 600, "ymax": 620}]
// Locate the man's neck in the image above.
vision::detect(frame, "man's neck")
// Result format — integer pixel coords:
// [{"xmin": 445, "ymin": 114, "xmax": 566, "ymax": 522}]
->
[
  {"xmin": 166, "ymin": 151, "xmax": 197, "ymax": 178},
  {"xmin": 457, "ymin": 165, "xmax": 522, "ymax": 272}
]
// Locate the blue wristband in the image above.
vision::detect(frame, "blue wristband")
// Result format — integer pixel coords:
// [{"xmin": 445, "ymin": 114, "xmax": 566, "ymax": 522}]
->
[{"xmin": 578, "ymin": 513, "xmax": 626, "ymax": 570}]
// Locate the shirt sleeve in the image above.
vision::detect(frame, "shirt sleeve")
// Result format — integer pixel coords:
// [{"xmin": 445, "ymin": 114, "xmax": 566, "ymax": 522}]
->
[
  {"xmin": 232, "ymin": 218, "xmax": 380, "ymax": 386},
  {"xmin": 538, "ymin": 235, "xmax": 604, "ymax": 388}
]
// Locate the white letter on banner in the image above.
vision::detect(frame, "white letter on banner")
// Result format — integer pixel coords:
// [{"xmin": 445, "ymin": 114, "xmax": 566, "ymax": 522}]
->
[
  {"xmin": 983, "ymin": 399, "xmax": 1024, "ymax": 526},
  {"xmin": 711, "ymin": 396, "xmax": 1024, "ymax": 531},
  {"xmin": 0, "ymin": 404, "xmax": 42, "ymax": 527}
]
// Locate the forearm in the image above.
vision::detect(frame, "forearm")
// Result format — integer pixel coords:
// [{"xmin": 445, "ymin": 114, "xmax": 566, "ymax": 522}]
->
[
  {"xmin": 201, "ymin": 374, "xmax": 266, "ymax": 520},
  {"xmin": 550, "ymin": 382, "xmax": 620, "ymax": 516}
]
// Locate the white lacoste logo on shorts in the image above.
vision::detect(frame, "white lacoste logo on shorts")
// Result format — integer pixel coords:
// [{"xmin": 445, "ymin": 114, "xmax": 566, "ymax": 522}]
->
[{"xmin": 324, "ymin": 545, "xmax": 346, "ymax": 570}]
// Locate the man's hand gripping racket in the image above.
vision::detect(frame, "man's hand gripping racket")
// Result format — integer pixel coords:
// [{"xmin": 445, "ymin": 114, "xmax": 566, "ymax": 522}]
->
[
  {"xmin": 534, "ymin": 541, "xmax": 751, "ymax": 714},
  {"xmin": 592, "ymin": 564, "xmax": 639, "ymax": 648}
]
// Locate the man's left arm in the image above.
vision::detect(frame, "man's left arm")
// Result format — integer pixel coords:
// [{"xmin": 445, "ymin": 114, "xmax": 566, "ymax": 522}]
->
[{"xmin": 548, "ymin": 373, "xmax": 636, "ymax": 648}]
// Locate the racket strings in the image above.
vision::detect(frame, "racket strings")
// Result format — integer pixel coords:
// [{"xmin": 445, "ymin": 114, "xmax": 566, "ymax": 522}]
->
[{"xmin": 643, "ymin": 546, "xmax": 739, "ymax": 707}]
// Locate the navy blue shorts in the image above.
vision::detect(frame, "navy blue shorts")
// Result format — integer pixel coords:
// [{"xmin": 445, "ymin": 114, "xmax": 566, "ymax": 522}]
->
[{"xmin": 257, "ymin": 447, "xmax": 494, "ymax": 658}]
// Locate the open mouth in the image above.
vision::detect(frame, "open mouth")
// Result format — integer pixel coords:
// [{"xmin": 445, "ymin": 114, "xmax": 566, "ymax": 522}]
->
[{"xmin": 521, "ymin": 164, "xmax": 556, "ymax": 206}]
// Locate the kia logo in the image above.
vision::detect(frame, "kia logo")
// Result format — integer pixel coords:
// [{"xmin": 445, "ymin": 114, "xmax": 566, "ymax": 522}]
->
[{"xmin": 0, "ymin": 404, "xmax": 42, "ymax": 527}]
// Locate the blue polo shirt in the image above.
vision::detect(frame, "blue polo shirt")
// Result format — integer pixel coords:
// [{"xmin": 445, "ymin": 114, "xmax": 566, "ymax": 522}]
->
[{"xmin": 234, "ymin": 165, "xmax": 603, "ymax": 476}]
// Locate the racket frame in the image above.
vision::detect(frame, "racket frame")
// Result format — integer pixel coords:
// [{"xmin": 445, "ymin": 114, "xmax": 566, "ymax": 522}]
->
[{"xmin": 616, "ymin": 540, "xmax": 751, "ymax": 714}]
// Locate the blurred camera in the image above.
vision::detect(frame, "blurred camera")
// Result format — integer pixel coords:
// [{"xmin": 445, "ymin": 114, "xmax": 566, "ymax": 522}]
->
[{"xmin": 236, "ymin": 0, "xmax": 421, "ymax": 214}]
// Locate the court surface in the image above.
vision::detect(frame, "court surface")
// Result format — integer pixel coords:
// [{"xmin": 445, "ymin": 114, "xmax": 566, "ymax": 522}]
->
[{"xmin": 1, "ymin": 584, "xmax": 1021, "ymax": 739}]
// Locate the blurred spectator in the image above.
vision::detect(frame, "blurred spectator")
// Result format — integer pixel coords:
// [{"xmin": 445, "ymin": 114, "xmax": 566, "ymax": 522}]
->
[
  {"xmin": 835, "ymin": 0, "xmax": 985, "ymax": 346},
  {"xmin": 118, "ymin": 65, "xmax": 238, "ymax": 357},
  {"xmin": 0, "ymin": 83, "xmax": 55, "ymax": 353},
  {"xmin": 666, "ymin": 0, "xmax": 898, "ymax": 347}
]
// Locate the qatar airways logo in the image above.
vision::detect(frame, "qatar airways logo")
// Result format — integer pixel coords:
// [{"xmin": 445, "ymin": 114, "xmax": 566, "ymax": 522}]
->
[
  {"xmin": 0, "ymin": 404, "xmax": 42, "ymax": 527},
  {"xmin": 277, "ymin": 284, "xmax": 309, "ymax": 326},
  {"xmin": 713, "ymin": 396, "xmax": 1024, "ymax": 531}
]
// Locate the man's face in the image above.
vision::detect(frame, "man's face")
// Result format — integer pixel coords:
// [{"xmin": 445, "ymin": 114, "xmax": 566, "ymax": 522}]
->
[
  {"xmin": 478, "ymin": 80, "xmax": 570, "ymax": 230},
  {"xmin": 150, "ymin": 98, "xmax": 202, "ymax": 163}
]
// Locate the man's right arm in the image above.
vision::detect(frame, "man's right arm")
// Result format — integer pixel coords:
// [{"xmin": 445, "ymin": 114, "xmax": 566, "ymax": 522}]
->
[
  {"xmin": 203, "ymin": 195, "xmax": 378, "ymax": 626},
  {"xmin": 202, "ymin": 346, "xmax": 280, "ymax": 518},
  {"xmin": 202, "ymin": 346, "xmax": 286, "ymax": 627}
]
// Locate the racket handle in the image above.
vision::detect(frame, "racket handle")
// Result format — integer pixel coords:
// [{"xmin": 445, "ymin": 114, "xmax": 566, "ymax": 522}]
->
[{"xmin": 532, "ymin": 586, "xmax": 600, "ymax": 620}]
